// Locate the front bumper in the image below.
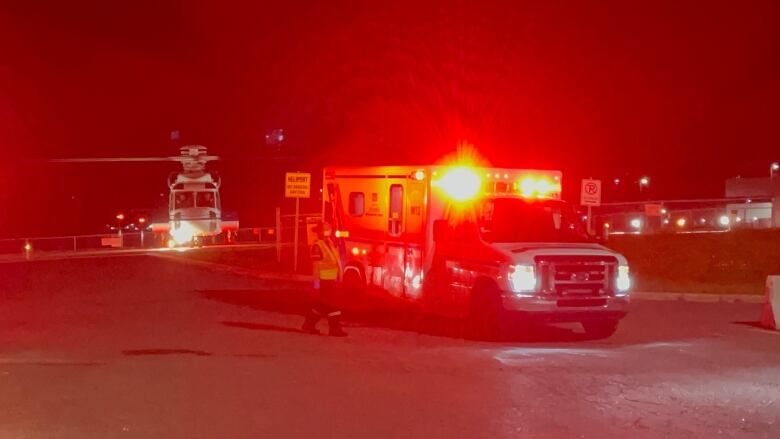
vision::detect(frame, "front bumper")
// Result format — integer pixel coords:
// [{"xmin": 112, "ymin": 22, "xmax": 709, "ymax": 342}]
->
[{"xmin": 501, "ymin": 292, "xmax": 630, "ymax": 323}]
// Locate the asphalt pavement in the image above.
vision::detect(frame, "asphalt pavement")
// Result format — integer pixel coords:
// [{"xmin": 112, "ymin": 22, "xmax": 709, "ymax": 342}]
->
[{"xmin": 1, "ymin": 253, "xmax": 778, "ymax": 438}]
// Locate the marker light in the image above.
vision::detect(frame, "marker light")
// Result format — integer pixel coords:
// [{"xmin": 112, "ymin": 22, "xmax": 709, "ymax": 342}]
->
[
  {"xmin": 518, "ymin": 176, "xmax": 561, "ymax": 198},
  {"xmin": 509, "ymin": 264, "xmax": 536, "ymax": 294},
  {"xmin": 351, "ymin": 247, "xmax": 360, "ymax": 256},
  {"xmin": 334, "ymin": 230, "xmax": 350, "ymax": 238},
  {"xmin": 719, "ymin": 215, "xmax": 731, "ymax": 227},
  {"xmin": 616, "ymin": 265, "xmax": 631, "ymax": 294},
  {"xmin": 413, "ymin": 170, "xmax": 425, "ymax": 181},
  {"xmin": 436, "ymin": 167, "xmax": 481, "ymax": 201},
  {"xmin": 630, "ymin": 218, "xmax": 642, "ymax": 229},
  {"xmin": 676, "ymin": 218, "xmax": 686, "ymax": 227}
]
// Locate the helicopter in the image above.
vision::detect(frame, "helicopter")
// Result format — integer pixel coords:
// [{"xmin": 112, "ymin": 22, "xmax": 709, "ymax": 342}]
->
[{"xmin": 51, "ymin": 145, "xmax": 239, "ymax": 246}]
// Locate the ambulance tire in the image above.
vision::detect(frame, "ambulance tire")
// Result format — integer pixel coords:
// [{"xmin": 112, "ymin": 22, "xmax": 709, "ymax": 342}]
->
[
  {"xmin": 466, "ymin": 282, "xmax": 508, "ymax": 341},
  {"xmin": 342, "ymin": 268, "xmax": 365, "ymax": 297},
  {"xmin": 581, "ymin": 318, "xmax": 620, "ymax": 340}
]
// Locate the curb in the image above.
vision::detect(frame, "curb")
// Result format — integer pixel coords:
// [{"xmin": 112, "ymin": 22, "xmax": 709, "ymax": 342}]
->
[{"xmin": 632, "ymin": 292, "xmax": 764, "ymax": 304}]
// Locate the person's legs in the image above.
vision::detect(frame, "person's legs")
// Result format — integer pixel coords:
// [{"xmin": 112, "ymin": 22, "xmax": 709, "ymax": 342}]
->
[
  {"xmin": 302, "ymin": 285, "xmax": 327, "ymax": 334},
  {"xmin": 321, "ymin": 280, "xmax": 347, "ymax": 336},
  {"xmin": 302, "ymin": 308, "xmax": 321, "ymax": 334},
  {"xmin": 327, "ymin": 311, "xmax": 347, "ymax": 337}
]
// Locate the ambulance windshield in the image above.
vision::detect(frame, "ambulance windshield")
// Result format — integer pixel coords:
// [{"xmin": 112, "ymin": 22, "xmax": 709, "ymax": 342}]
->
[{"xmin": 478, "ymin": 198, "xmax": 590, "ymax": 243}]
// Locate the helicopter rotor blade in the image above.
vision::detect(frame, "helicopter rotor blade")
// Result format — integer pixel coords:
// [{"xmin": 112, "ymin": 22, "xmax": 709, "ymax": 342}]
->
[{"xmin": 47, "ymin": 157, "xmax": 177, "ymax": 163}]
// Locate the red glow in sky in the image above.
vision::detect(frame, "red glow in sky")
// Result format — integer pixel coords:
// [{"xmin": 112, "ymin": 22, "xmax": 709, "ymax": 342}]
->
[{"xmin": 0, "ymin": 1, "xmax": 779, "ymax": 235}]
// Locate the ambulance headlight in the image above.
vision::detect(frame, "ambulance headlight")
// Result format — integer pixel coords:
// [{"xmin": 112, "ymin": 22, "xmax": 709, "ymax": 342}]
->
[
  {"xmin": 509, "ymin": 264, "xmax": 536, "ymax": 295},
  {"xmin": 616, "ymin": 265, "xmax": 631, "ymax": 295}
]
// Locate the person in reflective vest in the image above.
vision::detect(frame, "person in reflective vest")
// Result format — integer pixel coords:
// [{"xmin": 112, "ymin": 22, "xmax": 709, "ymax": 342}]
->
[{"xmin": 302, "ymin": 222, "xmax": 347, "ymax": 336}]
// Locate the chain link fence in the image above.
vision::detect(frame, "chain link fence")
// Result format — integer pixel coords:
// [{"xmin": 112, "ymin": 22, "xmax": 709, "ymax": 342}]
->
[{"xmin": 0, "ymin": 211, "xmax": 323, "ymax": 257}]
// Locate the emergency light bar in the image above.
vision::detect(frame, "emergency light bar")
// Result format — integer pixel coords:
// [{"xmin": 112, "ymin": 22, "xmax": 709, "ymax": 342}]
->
[{"xmin": 433, "ymin": 166, "xmax": 562, "ymax": 201}]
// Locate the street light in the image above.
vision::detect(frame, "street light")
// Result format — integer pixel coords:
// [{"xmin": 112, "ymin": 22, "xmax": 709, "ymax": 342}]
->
[
  {"xmin": 138, "ymin": 217, "xmax": 147, "ymax": 247},
  {"xmin": 116, "ymin": 213, "xmax": 125, "ymax": 246}
]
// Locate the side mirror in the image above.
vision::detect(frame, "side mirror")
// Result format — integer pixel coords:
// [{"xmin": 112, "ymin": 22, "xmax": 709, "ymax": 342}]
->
[{"xmin": 433, "ymin": 219, "xmax": 449, "ymax": 243}]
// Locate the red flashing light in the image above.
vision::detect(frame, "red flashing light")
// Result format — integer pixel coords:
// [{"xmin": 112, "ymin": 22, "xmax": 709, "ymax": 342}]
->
[
  {"xmin": 435, "ymin": 167, "xmax": 481, "ymax": 201},
  {"xmin": 517, "ymin": 176, "xmax": 561, "ymax": 199}
]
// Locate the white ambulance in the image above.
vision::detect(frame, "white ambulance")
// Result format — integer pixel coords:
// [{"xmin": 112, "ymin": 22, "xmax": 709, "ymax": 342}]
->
[{"xmin": 322, "ymin": 165, "xmax": 631, "ymax": 339}]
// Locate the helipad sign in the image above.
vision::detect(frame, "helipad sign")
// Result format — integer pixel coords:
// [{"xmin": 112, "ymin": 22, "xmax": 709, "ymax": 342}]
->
[
  {"xmin": 581, "ymin": 179, "xmax": 601, "ymax": 206},
  {"xmin": 285, "ymin": 172, "xmax": 311, "ymax": 198}
]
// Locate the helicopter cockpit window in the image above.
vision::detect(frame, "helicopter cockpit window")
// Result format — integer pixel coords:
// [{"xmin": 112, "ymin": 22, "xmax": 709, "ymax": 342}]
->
[
  {"xmin": 196, "ymin": 191, "xmax": 217, "ymax": 208},
  {"xmin": 174, "ymin": 192, "xmax": 195, "ymax": 209}
]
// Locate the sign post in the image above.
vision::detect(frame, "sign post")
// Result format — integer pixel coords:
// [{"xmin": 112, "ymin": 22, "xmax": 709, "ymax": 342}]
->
[
  {"xmin": 580, "ymin": 179, "xmax": 602, "ymax": 235},
  {"xmin": 285, "ymin": 172, "xmax": 311, "ymax": 272}
]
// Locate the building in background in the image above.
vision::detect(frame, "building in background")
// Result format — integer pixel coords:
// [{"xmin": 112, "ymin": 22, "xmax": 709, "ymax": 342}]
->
[
  {"xmin": 597, "ymin": 175, "xmax": 780, "ymax": 235},
  {"xmin": 725, "ymin": 176, "xmax": 780, "ymax": 228}
]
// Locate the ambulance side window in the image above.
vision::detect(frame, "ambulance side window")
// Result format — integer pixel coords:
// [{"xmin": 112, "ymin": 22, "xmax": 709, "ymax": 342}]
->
[
  {"xmin": 388, "ymin": 184, "xmax": 403, "ymax": 236},
  {"xmin": 348, "ymin": 192, "xmax": 365, "ymax": 217}
]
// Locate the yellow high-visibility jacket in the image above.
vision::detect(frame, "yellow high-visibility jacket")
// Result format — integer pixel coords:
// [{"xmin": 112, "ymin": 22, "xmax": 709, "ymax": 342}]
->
[{"xmin": 311, "ymin": 238, "xmax": 340, "ymax": 281}]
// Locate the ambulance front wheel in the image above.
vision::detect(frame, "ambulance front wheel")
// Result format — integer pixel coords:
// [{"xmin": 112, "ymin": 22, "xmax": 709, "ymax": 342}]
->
[
  {"xmin": 342, "ymin": 268, "xmax": 365, "ymax": 297},
  {"xmin": 466, "ymin": 282, "xmax": 509, "ymax": 341},
  {"xmin": 581, "ymin": 318, "xmax": 620, "ymax": 340}
]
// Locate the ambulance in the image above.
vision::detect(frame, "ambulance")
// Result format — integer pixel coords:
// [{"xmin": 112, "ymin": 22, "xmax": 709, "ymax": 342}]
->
[{"xmin": 322, "ymin": 165, "xmax": 631, "ymax": 339}]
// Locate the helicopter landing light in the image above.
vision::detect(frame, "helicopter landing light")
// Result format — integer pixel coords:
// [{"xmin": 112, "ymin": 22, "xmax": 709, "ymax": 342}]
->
[{"xmin": 171, "ymin": 222, "xmax": 197, "ymax": 245}]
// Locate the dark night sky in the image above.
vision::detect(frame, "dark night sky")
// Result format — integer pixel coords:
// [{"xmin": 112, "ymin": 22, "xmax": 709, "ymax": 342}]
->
[{"xmin": 1, "ymin": 1, "xmax": 779, "ymax": 236}]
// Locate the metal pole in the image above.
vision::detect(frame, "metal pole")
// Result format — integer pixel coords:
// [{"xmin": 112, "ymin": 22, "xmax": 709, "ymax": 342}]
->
[
  {"xmin": 293, "ymin": 197, "xmax": 300, "ymax": 272},
  {"xmin": 276, "ymin": 207, "xmax": 281, "ymax": 263},
  {"xmin": 73, "ymin": 236, "xmax": 77, "ymax": 252},
  {"xmin": 587, "ymin": 205, "xmax": 593, "ymax": 236}
]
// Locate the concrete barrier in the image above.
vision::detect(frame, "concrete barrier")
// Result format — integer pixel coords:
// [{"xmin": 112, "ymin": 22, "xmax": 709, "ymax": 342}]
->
[{"xmin": 760, "ymin": 276, "xmax": 780, "ymax": 330}]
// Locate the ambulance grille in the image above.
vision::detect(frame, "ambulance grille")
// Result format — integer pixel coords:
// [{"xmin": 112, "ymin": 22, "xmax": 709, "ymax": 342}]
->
[{"xmin": 534, "ymin": 255, "xmax": 618, "ymax": 297}]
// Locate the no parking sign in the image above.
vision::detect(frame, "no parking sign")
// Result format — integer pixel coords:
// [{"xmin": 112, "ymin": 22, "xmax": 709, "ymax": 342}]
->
[{"xmin": 581, "ymin": 179, "xmax": 601, "ymax": 206}]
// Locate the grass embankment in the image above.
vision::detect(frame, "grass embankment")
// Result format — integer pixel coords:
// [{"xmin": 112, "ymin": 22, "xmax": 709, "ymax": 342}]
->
[
  {"xmin": 607, "ymin": 229, "xmax": 780, "ymax": 295},
  {"xmin": 176, "ymin": 231, "xmax": 780, "ymax": 295}
]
